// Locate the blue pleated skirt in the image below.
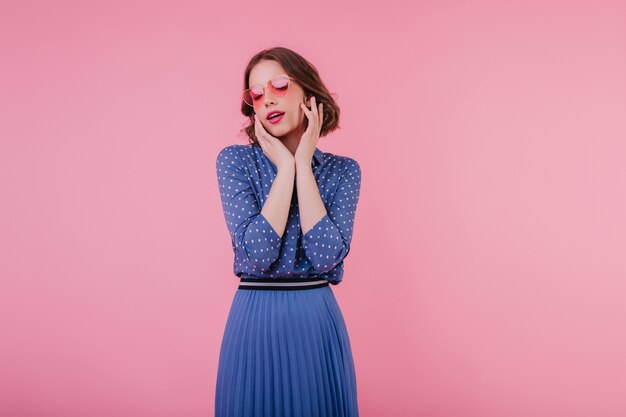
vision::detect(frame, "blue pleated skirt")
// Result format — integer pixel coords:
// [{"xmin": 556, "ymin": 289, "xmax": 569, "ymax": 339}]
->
[{"xmin": 215, "ymin": 284, "xmax": 359, "ymax": 417}]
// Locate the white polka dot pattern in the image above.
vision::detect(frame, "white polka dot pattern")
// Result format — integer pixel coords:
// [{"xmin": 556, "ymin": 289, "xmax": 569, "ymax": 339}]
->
[{"xmin": 216, "ymin": 144, "xmax": 361, "ymax": 285}]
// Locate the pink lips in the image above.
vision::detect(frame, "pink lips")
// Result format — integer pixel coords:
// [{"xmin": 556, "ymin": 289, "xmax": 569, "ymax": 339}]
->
[{"xmin": 267, "ymin": 112, "xmax": 285, "ymax": 124}]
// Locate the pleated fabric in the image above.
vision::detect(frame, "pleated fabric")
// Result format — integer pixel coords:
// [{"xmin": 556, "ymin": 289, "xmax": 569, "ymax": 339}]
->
[{"xmin": 215, "ymin": 285, "xmax": 359, "ymax": 417}]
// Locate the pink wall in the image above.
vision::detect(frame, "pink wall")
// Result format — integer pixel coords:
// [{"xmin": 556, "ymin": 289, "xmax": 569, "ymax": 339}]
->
[{"xmin": 1, "ymin": 1, "xmax": 625, "ymax": 416}]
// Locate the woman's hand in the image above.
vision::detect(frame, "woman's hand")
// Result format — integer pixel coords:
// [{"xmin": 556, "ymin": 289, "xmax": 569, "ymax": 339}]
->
[
  {"xmin": 295, "ymin": 96, "xmax": 324, "ymax": 167},
  {"xmin": 254, "ymin": 114, "xmax": 295, "ymax": 171}
]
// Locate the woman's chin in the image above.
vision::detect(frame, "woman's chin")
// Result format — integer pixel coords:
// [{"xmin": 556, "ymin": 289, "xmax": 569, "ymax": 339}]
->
[{"xmin": 268, "ymin": 124, "xmax": 291, "ymax": 136}]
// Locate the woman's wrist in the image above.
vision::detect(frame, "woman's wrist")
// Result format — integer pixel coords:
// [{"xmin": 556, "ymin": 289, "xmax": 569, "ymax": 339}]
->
[
  {"xmin": 295, "ymin": 156, "xmax": 313, "ymax": 169},
  {"xmin": 277, "ymin": 161, "xmax": 295, "ymax": 174}
]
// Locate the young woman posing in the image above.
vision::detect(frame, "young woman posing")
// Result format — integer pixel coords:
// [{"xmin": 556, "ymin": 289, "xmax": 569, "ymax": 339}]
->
[{"xmin": 215, "ymin": 46, "xmax": 362, "ymax": 417}]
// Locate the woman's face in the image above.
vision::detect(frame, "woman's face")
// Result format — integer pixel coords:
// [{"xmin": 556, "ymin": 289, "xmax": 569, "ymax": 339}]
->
[{"xmin": 248, "ymin": 60, "xmax": 309, "ymax": 139}]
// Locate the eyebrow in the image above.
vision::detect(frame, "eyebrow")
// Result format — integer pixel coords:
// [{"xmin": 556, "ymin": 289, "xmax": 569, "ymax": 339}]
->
[{"xmin": 249, "ymin": 74, "xmax": 282, "ymax": 87}]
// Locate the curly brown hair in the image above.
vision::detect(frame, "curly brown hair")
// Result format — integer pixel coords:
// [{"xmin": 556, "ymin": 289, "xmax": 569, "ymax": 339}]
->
[{"xmin": 238, "ymin": 47, "xmax": 341, "ymax": 146}]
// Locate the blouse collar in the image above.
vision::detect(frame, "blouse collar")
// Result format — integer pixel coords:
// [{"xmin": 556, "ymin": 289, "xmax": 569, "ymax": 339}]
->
[
  {"xmin": 254, "ymin": 143, "xmax": 324, "ymax": 167},
  {"xmin": 313, "ymin": 147, "xmax": 324, "ymax": 166}
]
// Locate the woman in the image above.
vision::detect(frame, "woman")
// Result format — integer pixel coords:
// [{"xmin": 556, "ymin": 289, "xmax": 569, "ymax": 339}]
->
[{"xmin": 215, "ymin": 46, "xmax": 362, "ymax": 417}]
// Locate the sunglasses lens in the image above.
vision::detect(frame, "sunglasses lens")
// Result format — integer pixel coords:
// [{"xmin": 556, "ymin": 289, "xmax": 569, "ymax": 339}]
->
[
  {"xmin": 252, "ymin": 86, "xmax": 265, "ymax": 104},
  {"xmin": 270, "ymin": 76, "xmax": 289, "ymax": 92},
  {"xmin": 243, "ymin": 89, "xmax": 260, "ymax": 107}
]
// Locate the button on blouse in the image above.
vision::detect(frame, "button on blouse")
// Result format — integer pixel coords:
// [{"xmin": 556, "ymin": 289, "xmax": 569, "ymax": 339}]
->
[{"xmin": 216, "ymin": 144, "xmax": 361, "ymax": 285}]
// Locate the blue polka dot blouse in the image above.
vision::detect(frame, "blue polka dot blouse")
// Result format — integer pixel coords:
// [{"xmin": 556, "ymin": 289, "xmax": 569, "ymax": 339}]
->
[{"xmin": 216, "ymin": 144, "xmax": 361, "ymax": 285}]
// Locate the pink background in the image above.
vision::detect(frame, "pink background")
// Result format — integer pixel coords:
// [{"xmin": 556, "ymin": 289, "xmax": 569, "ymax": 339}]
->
[{"xmin": 2, "ymin": 1, "xmax": 626, "ymax": 416}]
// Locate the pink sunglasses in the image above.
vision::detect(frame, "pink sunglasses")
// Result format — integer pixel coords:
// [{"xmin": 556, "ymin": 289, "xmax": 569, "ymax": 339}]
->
[{"xmin": 242, "ymin": 74, "xmax": 295, "ymax": 108}]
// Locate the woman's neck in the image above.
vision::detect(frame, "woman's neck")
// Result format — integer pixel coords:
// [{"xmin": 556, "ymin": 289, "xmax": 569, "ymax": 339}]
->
[{"xmin": 279, "ymin": 124, "xmax": 306, "ymax": 157}]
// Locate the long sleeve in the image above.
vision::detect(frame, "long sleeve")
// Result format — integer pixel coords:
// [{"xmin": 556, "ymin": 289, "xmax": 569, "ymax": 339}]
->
[
  {"xmin": 216, "ymin": 146, "xmax": 282, "ymax": 273},
  {"xmin": 301, "ymin": 158, "xmax": 361, "ymax": 273}
]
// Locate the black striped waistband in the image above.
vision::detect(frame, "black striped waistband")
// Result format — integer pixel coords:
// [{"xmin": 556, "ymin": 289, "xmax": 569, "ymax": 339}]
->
[{"xmin": 238, "ymin": 277, "xmax": 329, "ymax": 291}]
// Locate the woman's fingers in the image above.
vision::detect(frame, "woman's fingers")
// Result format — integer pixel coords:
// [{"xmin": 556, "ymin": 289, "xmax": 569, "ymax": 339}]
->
[
  {"xmin": 255, "ymin": 115, "xmax": 266, "ymax": 140},
  {"xmin": 254, "ymin": 115, "xmax": 261, "ymax": 139},
  {"xmin": 310, "ymin": 96, "xmax": 318, "ymax": 125},
  {"xmin": 300, "ymin": 101, "xmax": 311, "ymax": 119},
  {"xmin": 310, "ymin": 96, "xmax": 323, "ymax": 133},
  {"xmin": 301, "ymin": 101, "xmax": 315, "ymax": 134},
  {"xmin": 302, "ymin": 97, "xmax": 323, "ymax": 133},
  {"xmin": 256, "ymin": 114, "xmax": 276, "ymax": 143},
  {"xmin": 254, "ymin": 115, "xmax": 268, "ymax": 148},
  {"xmin": 300, "ymin": 104, "xmax": 314, "ymax": 134}
]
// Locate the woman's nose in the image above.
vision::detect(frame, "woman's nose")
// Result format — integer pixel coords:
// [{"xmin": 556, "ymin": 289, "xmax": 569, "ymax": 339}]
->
[{"xmin": 263, "ymin": 91, "xmax": 277, "ymax": 105}]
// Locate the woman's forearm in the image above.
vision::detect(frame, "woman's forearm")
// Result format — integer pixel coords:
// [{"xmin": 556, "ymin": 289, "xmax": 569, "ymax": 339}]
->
[
  {"xmin": 260, "ymin": 163, "xmax": 295, "ymax": 238},
  {"xmin": 296, "ymin": 162, "xmax": 327, "ymax": 235}
]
